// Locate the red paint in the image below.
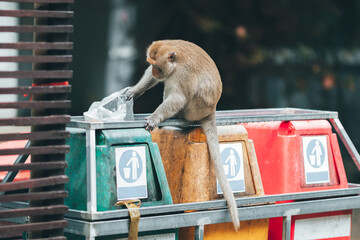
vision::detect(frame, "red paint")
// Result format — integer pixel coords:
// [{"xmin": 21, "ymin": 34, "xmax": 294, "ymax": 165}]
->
[
  {"xmin": 24, "ymin": 81, "xmax": 69, "ymax": 98},
  {"xmin": 242, "ymin": 120, "xmax": 350, "ymax": 240},
  {"xmin": 0, "ymin": 140, "xmax": 30, "ymax": 182}
]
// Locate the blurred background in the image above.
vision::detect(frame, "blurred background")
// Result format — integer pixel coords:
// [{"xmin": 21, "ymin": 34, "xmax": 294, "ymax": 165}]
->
[{"xmin": 7, "ymin": 0, "xmax": 360, "ymax": 182}]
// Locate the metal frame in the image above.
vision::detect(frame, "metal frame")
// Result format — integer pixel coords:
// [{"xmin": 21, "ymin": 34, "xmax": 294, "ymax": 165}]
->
[
  {"xmin": 85, "ymin": 129, "xmax": 97, "ymax": 214},
  {"xmin": 63, "ymin": 186, "xmax": 360, "ymax": 239},
  {"xmin": 68, "ymin": 108, "xmax": 340, "ymax": 130},
  {"xmin": 64, "ymin": 108, "xmax": 360, "ymax": 240},
  {"xmin": 330, "ymin": 118, "xmax": 360, "ymax": 171},
  {"xmin": 64, "ymin": 186, "xmax": 360, "ymax": 221}
]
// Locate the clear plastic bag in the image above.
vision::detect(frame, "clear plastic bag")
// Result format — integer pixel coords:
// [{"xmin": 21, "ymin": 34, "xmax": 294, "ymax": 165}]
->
[{"xmin": 83, "ymin": 87, "xmax": 134, "ymax": 122}]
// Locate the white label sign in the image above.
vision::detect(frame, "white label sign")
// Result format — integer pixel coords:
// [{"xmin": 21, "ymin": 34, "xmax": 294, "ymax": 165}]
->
[
  {"xmin": 302, "ymin": 136, "xmax": 330, "ymax": 184},
  {"xmin": 115, "ymin": 146, "xmax": 147, "ymax": 200},
  {"xmin": 217, "ymin": 143, "xmax": 246, "ymax": 194},
  {"xmin": 294, "ymin": 214, "xmax": 351, "ymax": 240}
]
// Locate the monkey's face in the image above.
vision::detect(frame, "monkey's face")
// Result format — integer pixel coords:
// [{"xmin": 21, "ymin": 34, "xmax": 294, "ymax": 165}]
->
[{"xmin": 146, "ymin": 43, "xmax": 177, "ymax": 81}]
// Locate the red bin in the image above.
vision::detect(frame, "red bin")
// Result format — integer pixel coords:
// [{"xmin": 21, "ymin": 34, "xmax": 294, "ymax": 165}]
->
[
  {"xmin": 0, "ymin": 140, "xmax": 30, "ymax": 182},
  {"xmin": 242, "ymin": 120, "xmax": 350, "ymax": 240}
]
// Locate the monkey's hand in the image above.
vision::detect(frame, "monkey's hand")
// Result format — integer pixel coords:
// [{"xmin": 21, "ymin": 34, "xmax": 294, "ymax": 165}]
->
[
  {"xmin": 125, "ymin": 88, "xmax": 135, "ymax": 101},
  {"xmin": 145, "ymin": 115, "xmax": 160, "ymax": 131}
]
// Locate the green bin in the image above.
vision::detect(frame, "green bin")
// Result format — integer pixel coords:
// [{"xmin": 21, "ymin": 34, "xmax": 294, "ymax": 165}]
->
[{"xmin": 65, "ymin": 127, "xmax": 175, "ymax": 239}]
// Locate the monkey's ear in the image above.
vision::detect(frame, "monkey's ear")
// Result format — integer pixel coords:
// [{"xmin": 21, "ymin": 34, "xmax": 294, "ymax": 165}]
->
[{"xmin": 168, "ymin": 52, "xmax": 176, "ymax": 62}]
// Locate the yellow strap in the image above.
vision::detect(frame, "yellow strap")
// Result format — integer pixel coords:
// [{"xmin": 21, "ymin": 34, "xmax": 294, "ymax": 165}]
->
[{"xmin": 115, "ymin": 200, "xmax": 141, "ymax": 240}]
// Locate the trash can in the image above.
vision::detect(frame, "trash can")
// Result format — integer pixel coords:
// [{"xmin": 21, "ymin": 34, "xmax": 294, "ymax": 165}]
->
[
  {"xmin": 151, "ymin": 125, "xmax": 269, "ymax": 240},
  {"xmin": 65, "ymin": 127, "xmax": 175, "ymax": 239},
  {"xmin": 243, "ymin": 120, "xmax": 351, "ymax": 240},
  {"xmin": 0, "ymin": 140, "xmax": 30, "ymax": 182}
]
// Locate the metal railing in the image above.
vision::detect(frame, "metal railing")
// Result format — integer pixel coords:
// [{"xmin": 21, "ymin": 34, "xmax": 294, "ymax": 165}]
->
[
  {"xmin": 64, "ymin": 108, "xmax": 360, "ymax": 240},
  {"xmin": 0, "ymin": 0, "xmax": 73, "ymax": 238}
]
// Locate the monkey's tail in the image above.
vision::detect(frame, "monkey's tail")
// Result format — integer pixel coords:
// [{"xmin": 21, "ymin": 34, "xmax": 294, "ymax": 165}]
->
[{"xmin": 201, "ymin": 114, "xmax": 240, "ymax": 231}]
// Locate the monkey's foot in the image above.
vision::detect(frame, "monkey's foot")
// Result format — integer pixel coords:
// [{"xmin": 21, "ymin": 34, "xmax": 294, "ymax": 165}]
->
[{"xmin": 145, "ymin": 116, "xmax": 158, "ymax": 131}]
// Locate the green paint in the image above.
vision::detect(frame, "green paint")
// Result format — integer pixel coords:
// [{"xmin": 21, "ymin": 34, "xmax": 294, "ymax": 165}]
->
[{"xmin": 65, "ymin": 127, "xmax": 173, "ymax": 212}]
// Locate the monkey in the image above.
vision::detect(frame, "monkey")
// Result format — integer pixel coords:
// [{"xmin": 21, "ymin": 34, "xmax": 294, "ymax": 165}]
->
[{"xmin": 126, "ymin": 40, "xmax": 240, "ymax": 231}]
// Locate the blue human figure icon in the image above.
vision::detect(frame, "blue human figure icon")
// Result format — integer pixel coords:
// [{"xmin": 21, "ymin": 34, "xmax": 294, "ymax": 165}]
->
[
  {"xmin": 225, "ymin": 149, "xmax": 237, "ymax": 177},
  {"xmin": 126, "ymin": 151, "xmax": 140, "ymax": 180},
  {"xmin": 311, "ymin": 140, "xmax": 322, "ymax": 167}
]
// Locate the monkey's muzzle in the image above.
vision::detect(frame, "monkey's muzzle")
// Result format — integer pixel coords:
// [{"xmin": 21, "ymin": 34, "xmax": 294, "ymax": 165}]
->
[{"xmin": 151, "ymin": 65, "xmax": 163, "ymax": 78}]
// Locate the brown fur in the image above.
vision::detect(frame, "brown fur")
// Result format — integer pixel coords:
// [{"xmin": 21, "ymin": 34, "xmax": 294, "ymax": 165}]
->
[{"xmin": 126, "ymin": 40, "xmax": 240, "ymax": 230}]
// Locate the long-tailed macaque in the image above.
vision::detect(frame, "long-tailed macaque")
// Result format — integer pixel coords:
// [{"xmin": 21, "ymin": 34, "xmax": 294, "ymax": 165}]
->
[{"xmin": 126, "ymin": 40, "xmax": 240, "ymax": 230}]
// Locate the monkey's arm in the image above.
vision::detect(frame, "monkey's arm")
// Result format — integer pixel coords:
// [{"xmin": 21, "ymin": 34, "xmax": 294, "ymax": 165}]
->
[
  {"xmin": 146, "ymin": 93, "xmax": 186, "ymax": 131},
  {"xmin": 126, "ymin": 66, "xmax": 159, "ymax": 100}
]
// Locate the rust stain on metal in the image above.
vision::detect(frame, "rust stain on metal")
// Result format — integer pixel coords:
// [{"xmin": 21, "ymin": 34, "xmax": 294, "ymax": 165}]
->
[
  {"xmin": 0, "ymin": 0, "xmax": 72, "ymax": 237},
  {"xmin": 0, "ymin": 145, "xmax": 70, "ymax": 155},
  {"xmin": 0, "ymin": 9, "xmax": 74, "ymax": 18},
  {"xmin": 0, "ymin": 161, "xmax": 68, "ymax": 171},
  {"xmin": 0, "ymin": 85, "xmax": 71, "ymax": 94},
  {"xmin": 0, "ymin": 42, "xmax": 73, "ymax": 50},
  {"xmin": 0, "ymin": 175, "xmax": 69, "ymax": 192},
  {"xmin": 0, "ymin": 100, "xmax": 71, "ymax": 109},
  {"xmin": 0, "ymin": 0, "xmax": 74, "ymax": 3},
  {"xmin": 0, "ymin": 220, "xmax": 68, "ymax": 237},
  {"xmin": 0, "ymin": 130, "xmax": 70, "ymax": 141},
  {"xmin": 0, "ymin": 190, "xmax": 68, "ymax": 203},
  {"xmin": 0, "ymin": 70, "xmax": 73, "ymax": 78},
  {"xmin": 0, "ymin": 115, "xmax": 70, "ymax": 126},
  {"xmin": 0, "ymin": 55, "xmax": 72, "ymax": 63},
  {"xmin": 0, "ymin": 205, "xmax": 68, "ymax": 218},
  {"xmin": 0, "ymin": 25, "xmax": 73, "ymax": 33}
]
